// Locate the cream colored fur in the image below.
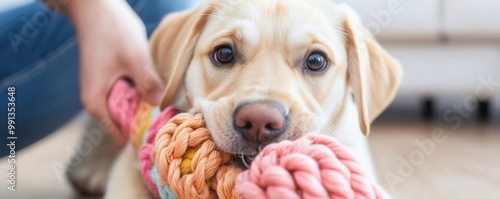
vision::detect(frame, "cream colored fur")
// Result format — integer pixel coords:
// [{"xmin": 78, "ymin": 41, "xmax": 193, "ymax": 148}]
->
[{"xmin": 68, "ymin": 0, "xmax": 402, "ymax": 198}]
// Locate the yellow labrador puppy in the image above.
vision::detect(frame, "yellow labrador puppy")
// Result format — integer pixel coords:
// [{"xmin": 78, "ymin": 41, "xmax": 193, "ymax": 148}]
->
[{"xmin": 68, "ymin": 0, "xmax": 401, "ymax": 198}]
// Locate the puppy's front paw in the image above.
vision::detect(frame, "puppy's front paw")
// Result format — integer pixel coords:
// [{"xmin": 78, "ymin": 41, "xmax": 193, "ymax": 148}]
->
[{"xmin": 66, "ymin": 117, "xmax": 123, "ymax": 196}]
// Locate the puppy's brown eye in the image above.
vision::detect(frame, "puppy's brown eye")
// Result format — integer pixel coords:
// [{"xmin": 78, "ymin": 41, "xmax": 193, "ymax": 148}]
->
[
  {"xmin": 305, "ymin": 53, "xmax": 328, "ymax": 72},
  {"xmin": 213, "ymin": 46, "xmax": 234, "ymax": 65}
]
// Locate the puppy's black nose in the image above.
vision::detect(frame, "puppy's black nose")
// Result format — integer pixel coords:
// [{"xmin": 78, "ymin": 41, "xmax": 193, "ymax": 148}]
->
[{"xmin": 234, "ymin": 101, "xmax": 286, "ymax": 142}]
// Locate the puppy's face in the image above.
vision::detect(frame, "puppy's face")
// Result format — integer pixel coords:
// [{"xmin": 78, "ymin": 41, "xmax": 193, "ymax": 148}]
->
[{"xmin": 151, "ymin": 0, "xmax": 401, "ymax": 156}]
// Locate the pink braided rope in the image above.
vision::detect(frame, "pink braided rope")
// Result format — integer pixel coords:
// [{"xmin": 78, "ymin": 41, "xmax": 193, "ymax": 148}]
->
[
  {"xmin": 139, "ymin": 106, "xmax": 177, "ymax": 198},
  {"xmin": 236, "ymin": 134, "xmax": 389, "ymax": 199},
  {"xmin": 108, "ymin": 80, "xmax": 140, "ymax": 139},
  {"xmin": 108, "ymin": 79, "xmax": 176, "ymax": 197},
  {"xmin": 139, "ymin": 145, "xmax": 159, "ymax": 198}
]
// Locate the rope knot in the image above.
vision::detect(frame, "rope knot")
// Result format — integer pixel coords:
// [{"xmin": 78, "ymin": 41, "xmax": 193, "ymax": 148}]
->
[
  {"xmin": 152, "ymin": 113, "xmax": 242, "ymax": 199},
  {"xmin": 236, "ymin": 134, "xmax": 390, "ymax": 199}
]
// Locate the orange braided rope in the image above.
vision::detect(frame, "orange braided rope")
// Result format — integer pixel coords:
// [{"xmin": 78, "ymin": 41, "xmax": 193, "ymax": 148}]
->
[{"xmin": 151, "ymin": 113, "xmax": 242, "ymax": 199}]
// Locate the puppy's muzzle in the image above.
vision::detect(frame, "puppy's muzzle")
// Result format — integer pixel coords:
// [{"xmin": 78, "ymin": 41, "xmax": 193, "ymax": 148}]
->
[{"xmin": 233, "ymin": 101, "xmax": 286, "ymax": 143}]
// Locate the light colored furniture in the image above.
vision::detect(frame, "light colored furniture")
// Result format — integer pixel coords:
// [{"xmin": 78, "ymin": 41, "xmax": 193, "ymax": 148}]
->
[{"xmin": 338, "ymin": 0, "xmax": 500, "ymax": 118}]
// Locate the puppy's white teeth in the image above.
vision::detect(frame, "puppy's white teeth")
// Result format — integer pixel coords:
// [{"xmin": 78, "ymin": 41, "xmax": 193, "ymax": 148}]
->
[
  {"xmin": 240, "ymin": 154, "xmax": 251, "ymax": 168},
  {"xmin": 233, "ymin": 154, "xmax": 257, "ymax": 169}
]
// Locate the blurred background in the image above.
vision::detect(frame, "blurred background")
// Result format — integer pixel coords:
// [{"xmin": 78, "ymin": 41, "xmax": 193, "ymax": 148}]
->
[
  {"xmin": 337, "ymin": 0, "xmax": 500, "ymax": 198},
  {"xmin": 1, "ymin": 0, "xmax": 499, "ymax": 198},
  {"xmin": 340, "ymin": 0, "xmax": 500, "ymax": 121}
]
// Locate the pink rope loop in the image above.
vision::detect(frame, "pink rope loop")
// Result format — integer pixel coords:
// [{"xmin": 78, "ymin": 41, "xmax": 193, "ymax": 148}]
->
[
  {"xmin": 107, "ymin": 79, "xmax": 140, "ymax": 138},
  {"xmin": 139, "ymin": 144, "xmax": 160, "ymax": 198},
  {"xmin": 147, "ymin": 106, "xmax": 177, "ymax": 143},
  {"xmin": 139, "ymin": 106, "xmax": 177, "ymax": 198},
  {"xmin": 236, "ymin": 134, "xmax": 390, "ymax": 199}
]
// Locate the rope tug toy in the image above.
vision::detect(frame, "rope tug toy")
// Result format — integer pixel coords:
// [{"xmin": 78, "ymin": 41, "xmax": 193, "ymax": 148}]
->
[{"xmin": 108, "ymin": 80, "xmax": 389, "ymax": 199}]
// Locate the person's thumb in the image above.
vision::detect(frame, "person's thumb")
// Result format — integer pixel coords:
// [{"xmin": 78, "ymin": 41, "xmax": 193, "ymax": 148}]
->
[{"xmin": 131, "ymin": 64, "xmax": 165, "ymax": 105}]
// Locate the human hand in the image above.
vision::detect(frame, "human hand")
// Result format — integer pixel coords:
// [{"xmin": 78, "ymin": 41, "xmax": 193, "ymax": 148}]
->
[{"xmin": 64, "ymin": 0, "xmax": 164, "ymax": 138}]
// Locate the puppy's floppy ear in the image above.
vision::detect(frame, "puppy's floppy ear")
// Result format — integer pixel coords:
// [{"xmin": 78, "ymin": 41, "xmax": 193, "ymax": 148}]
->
[
  {"xmin": 150, "ymin": 2, "xmax": 213, "ymax": 109},
  {"xmin": 339, "ymin": 4, "xmax": 402, "ymax": 135}
]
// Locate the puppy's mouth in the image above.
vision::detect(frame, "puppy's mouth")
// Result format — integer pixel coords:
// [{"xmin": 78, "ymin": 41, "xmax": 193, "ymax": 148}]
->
[
  {"xmin": 225, "ymin": 138, "xmax": 284, "ymax": 169},
  {"xmin": 228, "ymin": 141, "xmax": 265, "ymax": 169},
  {"xmin": 217, "ymin": 131, "xmax": 301, "ymax": 169},
  {"xmin": 233, "ymin": 154, "xmax": 257, "ymax": 169}
]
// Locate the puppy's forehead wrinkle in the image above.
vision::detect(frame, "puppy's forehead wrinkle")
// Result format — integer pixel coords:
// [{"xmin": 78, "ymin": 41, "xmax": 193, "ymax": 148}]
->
[
  {"xmin": 214, "ymin": 0, "xmax": 311, "ymax": 36},
  {"xmin": 218, "ymin": 21, "xmax": 259, "ymax": 45},
  {"xmin": 199, "ymin": 13, "xmax": 229, "ymax": 26},
  {"xmin": 208, "ymin": 2, "xmax": 233, "ymax": 23}
]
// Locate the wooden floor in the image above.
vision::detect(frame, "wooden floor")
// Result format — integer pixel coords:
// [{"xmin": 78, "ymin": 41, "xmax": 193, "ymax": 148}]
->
[
  {"xmin": 1, "ymin": 112, "xmax": 499, "ymax": 199},
  {"xmin": 370, "ymin": 121, "xmax": 500, "ymax": 199}
]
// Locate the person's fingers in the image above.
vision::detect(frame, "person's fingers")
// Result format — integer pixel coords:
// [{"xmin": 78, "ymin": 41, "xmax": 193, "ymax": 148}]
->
[
  {"xmin": 81, "ymin": 83, "xmax": 118, "ymax": 133},
  {"xmin": 83, "ymin": 83, "xmax": 128, "ymax": 145},
  {"xmin": 129, "ymin": 62, "xmax": 165, "ymax": 105},
  {"xmin": 99, "ymin": 112, "xmax": 127, "ymax": 145},
  {"xmin": 80, "ymin": 66, "xmax": 127, "ymax": 144}
]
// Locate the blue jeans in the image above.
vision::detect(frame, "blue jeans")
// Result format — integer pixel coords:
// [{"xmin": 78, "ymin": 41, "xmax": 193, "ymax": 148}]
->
[{"xmin": 0, "ymin": 0, "xmax": 194, "ymax": 157}]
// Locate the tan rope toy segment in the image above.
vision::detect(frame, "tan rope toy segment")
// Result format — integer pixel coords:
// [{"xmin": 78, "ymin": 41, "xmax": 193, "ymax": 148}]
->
[{"xmin": 151, "ymin": 113, "xmax": 242, "ymax": 199}]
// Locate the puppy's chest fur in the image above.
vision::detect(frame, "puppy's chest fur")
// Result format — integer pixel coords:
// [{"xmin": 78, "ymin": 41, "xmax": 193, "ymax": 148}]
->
[{"xmin": 330, "ymin": 98, "xmax": 377, "ymax": 181}]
